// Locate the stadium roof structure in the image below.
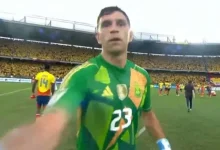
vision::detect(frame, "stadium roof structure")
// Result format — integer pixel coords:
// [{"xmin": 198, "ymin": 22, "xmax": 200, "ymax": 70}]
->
[{"xmin": 0, "ymin": 13, "xmax": 220, "ymax": 56}]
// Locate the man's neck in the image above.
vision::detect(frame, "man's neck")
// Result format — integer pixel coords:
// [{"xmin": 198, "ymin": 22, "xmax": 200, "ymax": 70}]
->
[{"xmin": 101, "ymin": 51, "xmax": 127, "ymax": 68}]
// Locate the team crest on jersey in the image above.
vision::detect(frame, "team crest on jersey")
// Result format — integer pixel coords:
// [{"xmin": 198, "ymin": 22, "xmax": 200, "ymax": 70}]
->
[
  {"xmin": 117, "ymin": 84, "xmax": 128, "ymax": 101},
  {"xmin": 134, "ymin": 82, "xmax": 142, "ymax": 98}
]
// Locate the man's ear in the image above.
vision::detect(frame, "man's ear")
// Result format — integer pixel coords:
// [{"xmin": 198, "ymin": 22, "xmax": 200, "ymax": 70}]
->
[
  {"xmin": 129, "ymin": 30, "xmax": 134, "ymax": 42},
  {"xmin": 96, "ymin": 31, "xmax": 102, "ymax": 45}
]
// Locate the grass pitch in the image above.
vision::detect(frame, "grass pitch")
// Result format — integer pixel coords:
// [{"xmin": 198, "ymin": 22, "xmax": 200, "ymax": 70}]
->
[{"xmin": 0, "ymin": 82, "xmax": 219, "ymax": 150}]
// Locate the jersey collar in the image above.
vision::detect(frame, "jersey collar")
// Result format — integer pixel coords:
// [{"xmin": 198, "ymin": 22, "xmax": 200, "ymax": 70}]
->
[{"xmin": 98, "ymin": 54, "xmax": 130, "ymax": 72}]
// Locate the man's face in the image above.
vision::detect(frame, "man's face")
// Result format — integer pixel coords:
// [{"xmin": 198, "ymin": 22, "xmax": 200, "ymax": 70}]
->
[{"xmin": 96, "ymin": 11, "xmax": 133, "ymax": 55}]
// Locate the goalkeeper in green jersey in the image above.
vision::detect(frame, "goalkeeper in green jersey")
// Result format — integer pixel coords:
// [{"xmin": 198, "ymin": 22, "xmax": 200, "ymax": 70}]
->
[{"xmin": 0, "ymin": 6, "xmax": 171, "ymax": 150}]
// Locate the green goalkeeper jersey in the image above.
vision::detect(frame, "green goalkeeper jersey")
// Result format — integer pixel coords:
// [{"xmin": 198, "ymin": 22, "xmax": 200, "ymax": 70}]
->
[{"xmin": 47, "ymin": 54, "xmax": 152, "ymax": 150}]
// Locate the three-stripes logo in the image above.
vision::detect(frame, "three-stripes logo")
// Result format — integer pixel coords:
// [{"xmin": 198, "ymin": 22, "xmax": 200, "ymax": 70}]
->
[{"xmin": 102, "ymin": 86, "xmax": 113, "ymax": 99}]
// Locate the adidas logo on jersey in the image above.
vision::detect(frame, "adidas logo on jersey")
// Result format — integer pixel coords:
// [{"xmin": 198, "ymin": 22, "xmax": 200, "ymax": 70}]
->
[{"xmin": 102, "ymin": 86, "xmax": 113, "ymax": 99}]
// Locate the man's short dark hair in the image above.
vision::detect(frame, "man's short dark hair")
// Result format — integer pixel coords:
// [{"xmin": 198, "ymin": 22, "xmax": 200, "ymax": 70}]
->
[
  {"xmin": 97, "ymin": 6, "xmax": 130, "ymax": 26},
  {"xmin": 188, "ymin": 80, "xmax": 192, "ymax": 84},
  {"xmin": 44, "ymin": 64, "xmax": 50, "ymax": 70}
]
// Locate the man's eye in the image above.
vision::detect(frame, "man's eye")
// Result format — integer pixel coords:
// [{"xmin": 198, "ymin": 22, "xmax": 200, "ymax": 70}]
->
[
  {"xmin": 101, "ymin": 21, "xmax": 112, "ymax": 28},
  {"xmin": 117, "ymin": 20, "xmax": 126, "ymax": 26}
]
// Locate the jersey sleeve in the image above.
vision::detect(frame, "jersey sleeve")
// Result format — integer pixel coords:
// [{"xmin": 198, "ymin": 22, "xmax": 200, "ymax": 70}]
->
[
  {"xmin": 35, "ymin": 73, "xmax": 40, "ymax": 81},
  {"xmin": 142, "ymin": 72, "xmax": 152, "ymax": 112},
  {"xmin": 45, "ymin": 63, "xmax": 95, "ymax": 116},
  {"xmin": 51, "ymin": 75, "xmax": 56, "ymax": 83}
]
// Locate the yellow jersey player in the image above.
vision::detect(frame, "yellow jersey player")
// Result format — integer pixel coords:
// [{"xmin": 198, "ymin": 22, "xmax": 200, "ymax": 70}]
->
[
  {"xmin": 158, "ymin": 82, "xmax": 164, "ymax": 96},
  {"xmin": 176, "ymin": 83, "xmax": 180, "ymax": 96},
  {"xmin": 180, "ymin": 84, "xmax": 184, "ymax": 92},
  {"xmin": 164, "ymin": 81, "xmax": 171, "ymax": 95},
  {"xmin": 167, "ymin": 82, "xmax": 171, "ymax": 95},
  {"xmin": 197, "ymin": 84, "xmax": 201, "ymax": 93},
  {"xmin": 31, "ymin": 64, "xmax": 56, "ymax": 119}
]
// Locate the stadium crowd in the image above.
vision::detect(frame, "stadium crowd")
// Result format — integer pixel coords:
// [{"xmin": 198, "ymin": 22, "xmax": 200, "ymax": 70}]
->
[
  {"xmin": 0, "ymin": 59, "xmax": 72, "ymax": 79},
  {"xmin": 0, "ymin": 39, "xmax": 212, "ymax": 83},
  {"xmin": 205, "ymin": 57, "xmax": 220, "ymax": 72}
]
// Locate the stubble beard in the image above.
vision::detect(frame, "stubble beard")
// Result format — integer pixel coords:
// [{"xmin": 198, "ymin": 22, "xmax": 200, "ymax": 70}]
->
[{"xmin": 105, "ymin": 44, "xmax": 127, "ymax": 57}]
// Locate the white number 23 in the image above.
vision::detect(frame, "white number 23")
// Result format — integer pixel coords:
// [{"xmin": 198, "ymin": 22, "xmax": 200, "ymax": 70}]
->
[{"xmin": 110, "ymin": 108, "xmax": 132, "ymax": 131}]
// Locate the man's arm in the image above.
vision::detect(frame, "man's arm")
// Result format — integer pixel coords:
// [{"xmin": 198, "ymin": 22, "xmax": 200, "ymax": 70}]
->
[
  {"xmin": 32, "ymin": 73, "xmax": 40, "ymax": 95},
  {"xmin": 192, "ymin": 85, "xmax": 196, "ymax": 99},
  {"xmin": 141, "ymin": 82, "xmax": 166, "ymax": 139},
  {"xmin": 51, "ymin": 83, "xmax": 55, "ymax": 95},
  {"xmin": 32, "ymin": 80, "xmax": 37, "ymax": 94},
  {"xmin": 50, "ymin": 75, "xmax": 56, "ymax": 95},
  {"xmin": 142, "ymin": 111, "xmax": 165, "ymax": 139},
  {"xmin": 184, "ymin": 84, "xmax": 187, "ymax": 97},
  {"xmin": 1, "ymin": 109, "xmax": 68, "ymax": 150},
  {"xmin": 1, "ymin": 66, "xmax": 89, "ymax": 150},
  {"xmin": 141, "ymin": 73, "xmax": 171, "ymax": 150}
]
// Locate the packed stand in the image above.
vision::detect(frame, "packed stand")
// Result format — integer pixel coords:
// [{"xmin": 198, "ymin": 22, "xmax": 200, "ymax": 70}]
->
[
  {"xmin": 132, "ymin": 55, "xmax": 205, "ymax": 71},
  {"xmin": 0, "ymin": 39, "xmax": 210, "ymax": 83},
  {"xmin": 150, "ymin": 72, "xmax": 206, "ymax": 84},
  {"xmin": 0, "ymin": 59, "xmax": 73, "ymax": 78},
  {"xmin": 0, "ymin": 59, "xmax": 206, "ymax": 84},
  {"xmin": 205, "ymin": 57, "xmax": 220, "ymax": 72},
  {"xmin": 0, "ymin": 39, "xmax": 99, "ymax": 63},
  {"xmin": 0, "ymin": 40, "xmax": 207, "ymax": 71}
]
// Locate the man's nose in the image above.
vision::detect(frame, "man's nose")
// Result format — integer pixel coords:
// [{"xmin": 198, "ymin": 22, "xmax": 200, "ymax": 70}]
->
[{"xmin": 109, "ymin": 23, "xmax": 119, "ymax": 34}]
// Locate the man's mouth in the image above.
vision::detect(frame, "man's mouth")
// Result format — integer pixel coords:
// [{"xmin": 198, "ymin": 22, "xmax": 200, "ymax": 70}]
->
[{"xmin": 109, "ymin": 38, "xmax": 122, "ymax": 42}]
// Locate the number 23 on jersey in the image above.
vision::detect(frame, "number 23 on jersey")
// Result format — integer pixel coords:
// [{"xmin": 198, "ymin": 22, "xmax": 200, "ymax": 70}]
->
[{"xmin": 110, "ymin": 108, "xmax": 132, "ymax": 131}]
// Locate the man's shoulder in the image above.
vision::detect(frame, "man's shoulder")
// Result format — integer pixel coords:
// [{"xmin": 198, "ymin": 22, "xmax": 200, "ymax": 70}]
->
[
  {"xmin": 185, "ymin": 84, "xmax": 190, "ymax": 89},
  {"xmin": 70, "ymin": 61, "xmax": 99, "ymax": 76},
  {"xmin": 130, "ymin": 63, "xmax": 151, "ymax": 85},
  {"xmin": 35, "ymin": 72, "xmax": 42, "ymax": 78},
  {"xmin": 36, "ymin": 71, "xmax": 42, "ymax": 75},
  {"xmin": 50, "ymin": 73, "xmax": 56, "ymax": 79},
  {"xmin": 60, "ymin": 61, "xmax": 99, "ymax": 89},
  {"xmin": 132, "ymin": 63, "xmax": 149, "ymax": 77}
]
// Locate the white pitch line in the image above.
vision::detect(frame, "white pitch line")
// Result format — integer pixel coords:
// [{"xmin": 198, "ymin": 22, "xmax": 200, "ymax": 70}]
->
[{"xmin": 0, "ymin": 88, "xmax": 30, "ymax": 96}]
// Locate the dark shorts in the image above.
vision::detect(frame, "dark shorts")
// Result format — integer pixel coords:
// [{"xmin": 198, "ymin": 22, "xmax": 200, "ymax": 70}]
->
[{"xmin": 37, "ymin": 96, "xmax": 50, "ymax": 106}]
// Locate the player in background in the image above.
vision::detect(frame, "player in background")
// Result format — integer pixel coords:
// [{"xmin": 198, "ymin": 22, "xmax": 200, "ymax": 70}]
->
[
  {"xmin": 210, "ymin": 83, "xmax": 217, "ymax": 96},
  {"xmin": 176, "ymin": 82, "xmax": 180, "ymax": 96},
  {"xmin": 31, "ymin": 76, "xmax": 35, "ymax": 83},
  {"xmin": 158, "ymin": 82, "xmax": 164, "ymax": 96},
  {"xmin": 164, "ymin": 81, "xmax": 171, "ymax": 96},
  {"xmin": 206, "ymin": 83, "xmax": 212, "ymax": 97},
  {"xmin": 180, "ymin": 83, "xmax": 184, "ymax": 93},
  {"xmin": 0, "ymin": 7, "xmax": 171, "ymax": 150},
  {"xmin": 30, "ymin": 64, "xmax": 56, "ymax": 119},
  {"xmin": 194, "ymin": 84, "xmax": 198, "ymax": 94},
  {"xmin": 184, "ymin": 80, "xmax": 195, "ymax": 112},
  {"xmin": 164, "ymin": 81, "xmax": 169, "ymax": 95},
  {"xmin": 197, "ymin": 83, "xmax": 201, "ymax": 94},
  {"xmin": 167, "ymin": 82, "xmax": 171, "ymax": 96},
  {"xmin": 200, "ymin": 83, "xmax": 205, "ymax": 97}
]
